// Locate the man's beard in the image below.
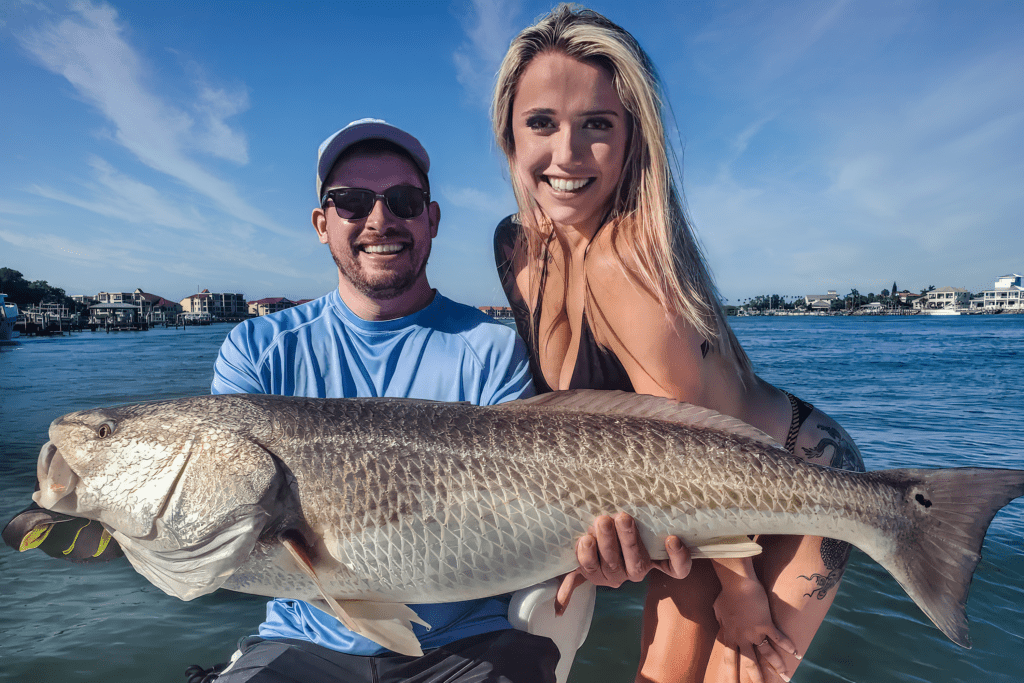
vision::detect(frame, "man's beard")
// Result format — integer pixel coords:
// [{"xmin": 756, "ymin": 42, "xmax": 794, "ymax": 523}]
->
[{"xmin": 330, "ymin": 242, "xmax": 430, "ymax": 301}]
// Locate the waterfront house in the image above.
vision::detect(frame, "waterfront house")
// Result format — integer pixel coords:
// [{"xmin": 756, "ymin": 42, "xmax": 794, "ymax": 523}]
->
[
  {"xmin": 808, "ymin": 299, "xmax": 833, "ymax": 313},
  {"xmin": 135, "ymin": 289, "xmax": 182, "ymax": 324},
  {"xmin": 83, "ymin": 289, "xmax": 181, "ymax": 324},
  {"xmin": 918, "ymin": 287, "xmax": 970, "ymax": 311},
  {"xmin": 981, "ymin": 274, "xmax": 1023, "ymax": 312},
  {"xmin": 89, "ymin": 301, "xmax": 141, "ymax": 327},
  {"xmin": 804, "ymin": 291, "xmax": 839, "ymax": 306},
  {"xmin": 95, "ymin": 291, "xmax": 134, "ymax": 304},
  {"xmin": 479, "ymin": 306, "xmax": 514, "ymax": 319},
  {"xmin": 248, "ymin": 297, "xmax": 296, "ymax": 316},
  {"xmin": 894, "ymin": 290, "xmax": 923, "ymax": 307},
  {"xmin": 180, "ymin": 289, "xmax": 247, "ymax": 321}
]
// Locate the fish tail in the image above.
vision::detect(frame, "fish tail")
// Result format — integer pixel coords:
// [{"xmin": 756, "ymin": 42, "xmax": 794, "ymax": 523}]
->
[{"xmin": 871, "ymin": 467, "xmax": 1024, "ymax": 648}]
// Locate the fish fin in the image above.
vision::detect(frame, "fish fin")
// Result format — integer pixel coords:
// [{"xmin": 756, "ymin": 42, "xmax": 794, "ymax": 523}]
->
[
  {"xmin": 281, "ymin": 534, "xmax": 427, "ymax": 657},
  {"xmin": 114, "ymin": 508, "xmax": 266, "ymax": 600},
  {"xmin": 504, "ymin": 390, "xmax": 783, "ymax": 449},
  {"xmin": 687, "ymin": 535, "xmax": 763, "ymax": 559},
  {"xmin": 350, "ymin": 397, "xmax": 469, "ymax": 407},
  {"xmin": 336, "ymin": 601, "xmax": 429, "ymax": 657},
  {"xmin": 867, "ymin": 468, "xmax": 1024, "ymax": 649}
]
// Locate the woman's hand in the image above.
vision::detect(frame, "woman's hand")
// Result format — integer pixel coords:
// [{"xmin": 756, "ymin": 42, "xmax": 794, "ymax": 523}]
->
[
  {"xmin": 712, "ymin": 575, "xmax": 800, "ymax": 683},
  {"xmin": 555, "ymin": 512, "xmax": 690, "ymax": 614}
]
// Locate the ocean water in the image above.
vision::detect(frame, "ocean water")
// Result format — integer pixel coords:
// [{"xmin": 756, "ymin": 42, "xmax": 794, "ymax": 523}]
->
[{"xmin": 1, "ymin": 315, "xmax": 1022, "ymax": 682}]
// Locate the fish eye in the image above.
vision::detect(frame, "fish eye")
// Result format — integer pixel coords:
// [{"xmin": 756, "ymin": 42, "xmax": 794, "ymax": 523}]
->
[{"xmin": 97, "ymin": 422, "xmax": 116, "ymax": 439}]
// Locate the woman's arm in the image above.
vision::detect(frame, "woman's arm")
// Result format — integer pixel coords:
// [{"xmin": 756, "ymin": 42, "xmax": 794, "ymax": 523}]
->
[{"xmin": 581, "ymin": 239, "xmax": 861, "ymax": 683}]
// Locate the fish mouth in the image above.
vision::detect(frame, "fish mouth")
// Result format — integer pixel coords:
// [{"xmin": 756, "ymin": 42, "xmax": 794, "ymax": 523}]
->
[{"xmin": 33, "ymin": 441, "xmax": 81, "ymax": 513}]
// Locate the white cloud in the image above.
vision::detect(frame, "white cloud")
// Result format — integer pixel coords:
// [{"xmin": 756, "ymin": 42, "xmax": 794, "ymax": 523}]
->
[
  {"xmin": 439, "ymin": 184, "xmax": 511, "ymax": 212},
  {"xmin": 17, "ymin": 1, "xmax": 292, "ymax": 236},
  {"xmin": 192, "ymin": 84, "xmax": 251, "ymax": 164},
  {"xmin": 30, "ymin": 157, "xmax": 210, "ymax": 234},
  {"xmin": 679, "ymin": 0, "xmax": 1024, "ymax": 299},
  {"xmin": 0, "ymin": 199, "xmax": 40, "ymax": 216},
  {"xmin": 0, "ymin": 225, "xmax": 147, "ymax": 271},
  {"xmin": 452, "ymin": 0, "xmax": 522, "ymax": 107},
  {"xmin": 823, "ymin": 50, "xmax": 1024, "ymax": 241}
]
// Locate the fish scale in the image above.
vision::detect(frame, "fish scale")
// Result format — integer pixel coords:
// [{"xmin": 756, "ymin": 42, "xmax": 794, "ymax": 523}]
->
[{"xmin": 24, "ymin": 389, "xmax": 1024, "ymax": 657}]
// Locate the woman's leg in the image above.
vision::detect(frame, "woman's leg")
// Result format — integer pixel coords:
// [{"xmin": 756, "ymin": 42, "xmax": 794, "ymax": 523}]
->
[
  {"xmin": 636, "ymin": 560, "xmax": 720, "ymax": 683},
  {"xmin": 715, "ymin": 534, "xmax": 845, "ymax": 682},
  {"xmin": 638, "ymin": 534, "xmax": 846, "ymax": 683}
]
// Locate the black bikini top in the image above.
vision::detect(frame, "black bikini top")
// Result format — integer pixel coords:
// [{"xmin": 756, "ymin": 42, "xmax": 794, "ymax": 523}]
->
[{"xmin": 494, "ymin": 216, "xmax": 634, "ymax": 394}]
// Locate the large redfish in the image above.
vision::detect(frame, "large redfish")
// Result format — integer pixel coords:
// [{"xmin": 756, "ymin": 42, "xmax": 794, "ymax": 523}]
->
[{"xmin": 26, "ymin": 390, "xmax": 1024, "ymax": 657}]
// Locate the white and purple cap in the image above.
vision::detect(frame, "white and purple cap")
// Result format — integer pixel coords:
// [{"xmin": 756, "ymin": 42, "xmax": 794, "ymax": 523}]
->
[{"xmin": 316, "ymin": 118, "xmax": 430, "ymax": 202}]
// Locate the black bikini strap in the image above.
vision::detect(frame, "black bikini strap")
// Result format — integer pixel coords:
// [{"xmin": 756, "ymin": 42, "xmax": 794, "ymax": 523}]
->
[{"xmin": 783, "ymin": 391, "xmax": 815, "ymax": 455}]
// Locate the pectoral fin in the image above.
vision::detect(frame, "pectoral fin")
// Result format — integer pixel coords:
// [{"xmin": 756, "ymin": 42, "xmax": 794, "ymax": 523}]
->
[
  {"xmin": 308, "ymin": 599, "xmax": 430, "ymax": 657},
  {"xmin": 280, "ymin": 532, "xmax": 429, "ymax": 657},
  {"xmin": 688, "ymin": 535, "xmax": 762, "ymax": 559}
]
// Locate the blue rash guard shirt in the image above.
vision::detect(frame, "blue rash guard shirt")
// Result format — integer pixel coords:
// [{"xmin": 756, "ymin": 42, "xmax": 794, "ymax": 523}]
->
[{"xmin": 211, "ymin": 288, "xmax": 535, "ymax": 656}]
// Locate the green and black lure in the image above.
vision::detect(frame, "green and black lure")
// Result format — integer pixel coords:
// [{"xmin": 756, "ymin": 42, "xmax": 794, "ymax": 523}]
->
[{"xmin": 3, "ymin": 504, "xmax": 123, "ymax": 563}]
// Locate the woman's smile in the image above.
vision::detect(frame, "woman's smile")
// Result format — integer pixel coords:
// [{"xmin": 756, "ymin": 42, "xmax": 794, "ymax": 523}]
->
[{"xmin": 545, "ymin": 176, "xmax": 595, "ymax": 192}]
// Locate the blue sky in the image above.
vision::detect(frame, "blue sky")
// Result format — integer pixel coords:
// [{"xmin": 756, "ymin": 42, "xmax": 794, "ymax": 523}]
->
[{"xmin": 1, "ymin": 0, "xmax": 1021, "ymax": 306}]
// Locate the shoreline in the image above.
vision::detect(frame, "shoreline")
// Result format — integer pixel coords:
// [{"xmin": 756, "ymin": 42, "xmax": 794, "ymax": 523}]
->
[{"xmin": 729, "ymin": 309, "xmax": 1023, "ymax": 318}]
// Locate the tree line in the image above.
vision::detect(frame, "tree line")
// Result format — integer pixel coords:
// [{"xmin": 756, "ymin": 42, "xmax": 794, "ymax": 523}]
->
[
  {"xmin": 0, "ymin": 268, "xmax": 86, "ymax": 313},
  {"xmin": 735, "ymin": 284, "xmax": 962, "ymax": 313}
]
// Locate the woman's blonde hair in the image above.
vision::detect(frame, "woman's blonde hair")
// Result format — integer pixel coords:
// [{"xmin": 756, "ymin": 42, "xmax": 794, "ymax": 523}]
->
[{"xmin": 492, "ymin": 3, "xmax": 751, "ymax": 374}]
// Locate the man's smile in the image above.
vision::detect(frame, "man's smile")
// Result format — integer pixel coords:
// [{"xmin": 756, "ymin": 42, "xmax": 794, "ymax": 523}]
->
[{"xmin": 360, "ymin": 243, "xmax": 406, "ymax": 255}]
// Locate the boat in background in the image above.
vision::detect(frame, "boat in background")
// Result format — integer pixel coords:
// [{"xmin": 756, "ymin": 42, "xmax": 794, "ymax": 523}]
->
[
  {"xmin": 923, "ymin": 307, "xmax": 962, "ymax": 316},
  {"xmin": 1, "ymin": 293, "xmax": 19, "ymax": 341}
]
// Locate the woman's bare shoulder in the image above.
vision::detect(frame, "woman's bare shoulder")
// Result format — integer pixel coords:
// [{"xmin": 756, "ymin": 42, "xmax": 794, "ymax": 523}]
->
[
  {"xmin": 580, "ymin": 231, "xmax": 721, "ymax": 403},
  {"xmin": 584, "ymin": 229, "xmax": 661, "ymax": 314}
]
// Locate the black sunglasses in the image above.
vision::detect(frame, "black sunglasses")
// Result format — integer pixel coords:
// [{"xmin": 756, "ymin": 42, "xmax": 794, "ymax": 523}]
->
[{"xmin": 321, "ymin": 185, "xmax": 430, "ymax": 221}]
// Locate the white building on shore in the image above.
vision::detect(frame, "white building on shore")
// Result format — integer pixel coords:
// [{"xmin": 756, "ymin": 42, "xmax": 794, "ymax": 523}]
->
[
  {"xmin": 804, "ymin": 291, "xmax": 839, "ymax": 307},
  {"xmin": 981, "ymin": 274, "xmax": 1023, "ymax": 312},
  {"xmin": 180, "ymin": 289, "xmax": 247, "ymax": 320},
  {"xmin": 915, "ymin": 287, "xmax": 970, "ymax": 311}
]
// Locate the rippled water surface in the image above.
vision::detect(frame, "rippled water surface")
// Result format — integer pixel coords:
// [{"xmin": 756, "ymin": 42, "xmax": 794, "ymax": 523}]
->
[{"xmin": 1, "ymin": 316, "xmax": 1022, "ymax": 682}]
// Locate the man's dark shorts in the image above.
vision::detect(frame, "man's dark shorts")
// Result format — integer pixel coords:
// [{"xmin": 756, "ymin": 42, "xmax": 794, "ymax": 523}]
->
[{"xmin": 214, "ymin": 629, "xmax": 558, "ymax": 683}]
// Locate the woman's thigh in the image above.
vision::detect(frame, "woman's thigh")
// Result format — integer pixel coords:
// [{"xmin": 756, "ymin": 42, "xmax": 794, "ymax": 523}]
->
[
  {"xmin": 703, "ymin": 534, "xmax": 846, "ymax": 683},
  {"xmin": 637, "ymin": 559, "xmax": 720, "ymax": 683},
  {"xmin": 637, "ymin": 534, "xmax": 847, "ymax": 683}
]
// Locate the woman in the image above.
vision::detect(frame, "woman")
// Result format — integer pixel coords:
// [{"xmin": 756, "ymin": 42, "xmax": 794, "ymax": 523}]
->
[{"xmin": 491, "ymin": 5, "xmax": 864, "ymax": 683}]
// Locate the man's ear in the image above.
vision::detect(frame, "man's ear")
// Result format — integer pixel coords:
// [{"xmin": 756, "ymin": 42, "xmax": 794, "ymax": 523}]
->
[
  {"xmin": 428, "ymin": 201, "xmax": 440, "ymax": 239},
  {"xmin": 312, "ymin": 207, "xmax": 329, "ymax": 244}
]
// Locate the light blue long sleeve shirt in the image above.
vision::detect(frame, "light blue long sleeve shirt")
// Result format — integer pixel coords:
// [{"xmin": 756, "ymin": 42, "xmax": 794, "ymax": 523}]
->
[{"xmin": 212, "ymin": 288, "xmax": 535, "ymax": 655}]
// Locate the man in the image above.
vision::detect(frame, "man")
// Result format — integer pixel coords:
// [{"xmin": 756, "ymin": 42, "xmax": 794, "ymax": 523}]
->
[
  {"xmin": 3, "ymin": 117, "xmax": 688, "ymax": 683},
  {"xmin": 208, "ymin": 119, "xmax": 555, "ymax": 682}
]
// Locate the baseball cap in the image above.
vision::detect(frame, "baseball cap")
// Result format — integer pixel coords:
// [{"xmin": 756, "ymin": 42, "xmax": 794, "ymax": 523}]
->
[{"xmin": 316, "ymin": 118, "xmax": 431, "ymax": 201}]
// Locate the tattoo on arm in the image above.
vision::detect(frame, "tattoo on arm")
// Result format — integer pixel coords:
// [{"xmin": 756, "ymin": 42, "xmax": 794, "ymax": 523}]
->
[
  {"xmin": 799, "ymin": 538, "xmax": 852, "ymax": 600},
  {"xmin": 797, "ymin": 422, "xmax": 865, "ymax": 597},
  {"xmin": 801, "ymin": 423, "xmax": 866, "ymax": 472}
]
